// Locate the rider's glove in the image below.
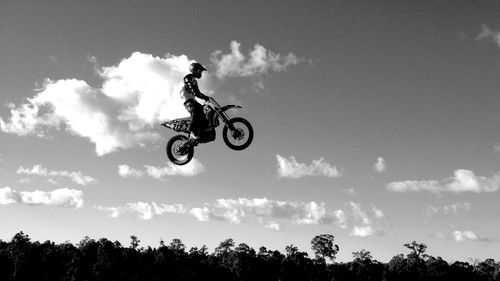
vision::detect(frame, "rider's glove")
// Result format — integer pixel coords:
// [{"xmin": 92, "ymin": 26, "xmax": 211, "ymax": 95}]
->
[{"xmin": 201, "ymin": 94, "xmax": 210, "ymax": 102}]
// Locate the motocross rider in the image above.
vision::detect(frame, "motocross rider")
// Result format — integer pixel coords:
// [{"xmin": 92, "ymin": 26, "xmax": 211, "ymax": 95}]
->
[{"xmin": 181, "ymin": 62, "xmax": 210, "ymax": 141}]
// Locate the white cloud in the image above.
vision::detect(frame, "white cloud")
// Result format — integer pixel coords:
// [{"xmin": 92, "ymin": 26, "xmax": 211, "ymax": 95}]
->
[
  {"xmin": 265, "ymin": 221, "xmax": 281, "ymax": 231},
  {"xmin": 17, "ymin": 164, "xmax": 96, "ymax": 185},
  {"xmin": 17, "ymin": 165, "xmax": 47, "ymax": 176},
  {"xmin": 0, "ymin": 187, "xmax": 83, "ymax": 208},
  {"xmin": 96, "ymin": 202, "xmax": 187, "ymax": 220},
  {"xmin": 192, "ymin": 198, "xmax": 337, "ymax": 225},
  {"xmin": 374, "ymin": 157, "xmax": 386, "ymax": 173},
  {"xmin": 190, "ymin": 207, "xmax": 211, "ymax": 222},
  {"xmin": 350, "ymin": 226, "xmax": 376, "ymax": 237},
  {"xmin": 350, "ymin": 202, "xmax": 384, "ymax": 223},
  {"xmin": 210, "ymin": 41, "xmax": 299, "ymax": 79},
  {"xmin": 372, "ymin": 206, "xmax": 385, "ymax": 219},
  {"xmin": 435, "ymin": 230, "xmax": 496, "ymax": 243},
  {"xmin": 0, "ymin": 52, "xmax": 199, "ymax": 156},
  {"xmin": 95, "ymin": 197, "xmax": 386, "ymax": 235},
  {"xmin": 190, "ymin": 198, "xmax": 348, "ymax": 229},
  {"xmin": 348, "ymin": 202, "xmax": 383, "ymax": 237},
  {"xmin": 386, "ymin": 169, "xmax": 500, "ymax": 194},
  {"xmin": 118, "ymin": 159, "xmax": 205, "ymax": 179},
  {"xmin": 349, "ymin": 201, "xmax": 371, "ymax": 225},
  {"xmin": 276, "ymin": 154, "xmax": 341, "ymax": 179},
  {"xmin": 452, "ymin": 230, "xmax": 479, "ymax": 242},
  {"xmin": 19, "ymin": 178, "xmax": 32, "ymax": 184},
  {"xmin": 95, "ymin": 206, "xmax": 121, "ymax": 218},
  {"xmin": 0, "ymin": 187, "xmax": 20, "ymax": 205},
  {"xmin": 118, "ymin": 164, "xmax": 144, "ymax": 178},
  {"xmin": 476, "ymin": 24, "xmax": 500, "ymax": 48},
  {"xmin": 126, "ymin": 202, "xmax": 187, "ymax": 220},
  {"xmin": 424, "ymin": 202, "xmax": 471, "ymax": 218},
  {"xmin": 145, "ymin": 160, "xmax": 205, "ymax": 178},
  {"xmin": 342, "ymin": 188, "xmax": 356, "ymax": 195}
]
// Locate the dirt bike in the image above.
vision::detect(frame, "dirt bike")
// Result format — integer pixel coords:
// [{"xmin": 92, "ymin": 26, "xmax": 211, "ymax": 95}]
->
[{"xmin": 161, "ymin": 97, "xmax": 254, "ymax": 165}]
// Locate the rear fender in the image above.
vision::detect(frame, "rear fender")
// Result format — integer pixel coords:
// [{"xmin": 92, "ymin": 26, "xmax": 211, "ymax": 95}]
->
[{"xmin": 161, "ymin": 118, "xmax": 191, "ymax": 133}]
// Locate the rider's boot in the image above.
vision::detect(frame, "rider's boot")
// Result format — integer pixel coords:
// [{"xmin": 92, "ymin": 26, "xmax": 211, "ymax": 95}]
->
[
  {"xmin": 179, "ymin": 132, "xmax": 199, "ymax": 151},
  {"xmin": 189, "ymin": 132, "xmax": 200, "ymax": 140}
]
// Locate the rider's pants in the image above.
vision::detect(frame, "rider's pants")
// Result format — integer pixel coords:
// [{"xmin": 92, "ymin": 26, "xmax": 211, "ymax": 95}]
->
[{"xmin": 184, "ymin": 99, "xmax": 208, "ymax": 136}]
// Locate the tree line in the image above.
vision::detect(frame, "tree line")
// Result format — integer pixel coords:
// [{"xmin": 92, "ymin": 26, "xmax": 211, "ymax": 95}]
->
[{"xmin": 0, "ymin": 232, "xmax": 499, "ymax": 281}]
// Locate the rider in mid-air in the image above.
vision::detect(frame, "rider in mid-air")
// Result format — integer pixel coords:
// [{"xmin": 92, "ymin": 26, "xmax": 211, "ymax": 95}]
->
[{"xmin": 181, "ymin": 62, "xmax": 210, "ymax": 142}]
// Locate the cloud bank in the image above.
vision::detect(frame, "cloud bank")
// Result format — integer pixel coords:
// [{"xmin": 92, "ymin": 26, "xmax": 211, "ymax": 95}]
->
[
  {"xmin": 0, "ymin": 187, "xmax": 83, "ymax": 208},
  {"xmin": 1, "ymin": 42, "xmax": 300, "ymax": 155},
  {"xmin": 17, "ymin": 164, "xmax": 96, "ymax": 185},
  {"xmin": 96, "ymin": 198, "xmax": 384, "ymax": 236},
  {"xmin": 276, "ymin": 154, "xmax": 341, "ymax": 179},
  {"xmin": 387, "ymin": 169, "xmax": 500, "ymax": 194},
  {"xmin": 0, "ymin": 53, "xmax": 197, "ymax": 156},
  {"xmin": 189, "ymin": 198, "xmax": 346, "ymax": 226}
]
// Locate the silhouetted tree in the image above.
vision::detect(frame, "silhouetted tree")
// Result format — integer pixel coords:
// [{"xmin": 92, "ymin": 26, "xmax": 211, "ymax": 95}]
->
[
  {"xmin": 404, "ymin": 240, "xmax": 428, "ymax": 259},
  {"xmin": 129, "ymin": 235, "xmax": 140, "ymax": 250},
  {"xmin": 282, "ymin": 244, "xmax": 311, "ymax": 281},
  {"xmin": 449, "ymin": 261, "xmax": 477, "ymax": 281},
  {"xmin": 93, "ymin": 238, "xmax": 122, "ymax": 281},
  {"xmin": 9, "ymin": 231, "xmax": 33, "ymax": 280},
  {"xmin": 475, "ymin": 258, "xmax": 500, "ymax": 281},
  {"xmin": 214, "ymin": 238, "xmax": 235, "ymax": 256},
  {"xmin": 168, "ymin": 238, "xmax": 186, "ymax": 254},
  {"xmin": 311, "ymin": 234, "xmax": 339, "ymax": 263},
  {"xmin": 285, "ymin": 244, "xmax": 299, "ymax": 257},
  {"xmin": 423, "ymin": 256, "xmax": 449, "ymax": 281},
  {"xmin": 352, "ymin": 249, "xmax": 373, "ymax": 262},
  {"xmin": 346, "ymin": 249, "xmax": 383, "ymax": 281},
  {"xmin": 0, "ymin": 239, "xmax": 13, "ymax": 281}
]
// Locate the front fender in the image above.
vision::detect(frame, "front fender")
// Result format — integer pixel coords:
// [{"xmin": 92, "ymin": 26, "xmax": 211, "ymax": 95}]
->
[{"xmin": 219, "ymin": 104, "xmax": 242, "ymax": 113}]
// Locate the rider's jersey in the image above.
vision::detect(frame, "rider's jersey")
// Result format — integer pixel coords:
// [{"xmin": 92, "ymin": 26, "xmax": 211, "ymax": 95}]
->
[{"xmin": 180, "ymin": 74, "xmax": 201, "ymax": 103}]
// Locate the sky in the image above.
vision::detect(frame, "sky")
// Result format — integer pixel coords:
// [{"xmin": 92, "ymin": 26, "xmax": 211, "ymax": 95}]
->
[{"xmin": 1, "ymin": 0, "xmax": 500, "ymax": 262}]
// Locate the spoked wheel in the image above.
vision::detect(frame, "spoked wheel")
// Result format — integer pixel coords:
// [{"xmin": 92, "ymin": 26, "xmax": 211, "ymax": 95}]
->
[
  {"xmin": 166, "ymin": 135, "xmax": 194, "ymax": 165},
  {"xmin": 222, "ymin": 117, "xmax": 254, "ymax": 151}
]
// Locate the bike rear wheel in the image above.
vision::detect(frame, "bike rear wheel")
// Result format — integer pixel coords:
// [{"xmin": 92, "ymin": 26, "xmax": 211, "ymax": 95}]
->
[
  {"xmin": 166, "ymin": 135, "xmax": 194, "ymax": 165},
  {"xmin": 222, "ymin": 117, "xmax": 254, "ymax": 151}
]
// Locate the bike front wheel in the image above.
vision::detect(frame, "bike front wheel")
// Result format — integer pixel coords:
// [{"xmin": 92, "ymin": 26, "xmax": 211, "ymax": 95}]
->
[
  {"xmin": 166, "ymin": 134, "xmax": 194, "ymax": 165},
  {"xmin": 222, "ymin": 117, "xmax": 254, "ymax": 151}
]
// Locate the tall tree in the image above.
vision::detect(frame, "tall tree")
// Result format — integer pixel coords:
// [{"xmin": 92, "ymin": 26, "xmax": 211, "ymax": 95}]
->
[
  {"xmin": 311, "ymin": 234, "xmax": 339, "ymax": 262},
  {"xmin": 9, "ymin": 231, "xmax": 32, "ymax": 280},
  {"xmin": 352, "ymin": 249, "xmax": 373, "ymax": 262},
  {"xmin": 129, "ymin": 235, "xmax": 140, "ymax": 250},
  {"xmin": 169, "ymin": 238, "xmax": 186, "ymax": 254},
  {"xmin": 403, "ymin": 241, "xmax": 428, "ymax": 259},
  {"xmin": 214, "ymin": 238, "xmax": 235, "ymax": 256}
]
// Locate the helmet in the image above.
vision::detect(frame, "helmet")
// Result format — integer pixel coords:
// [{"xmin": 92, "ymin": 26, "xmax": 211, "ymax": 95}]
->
[{"xmin": 189, "ymin": 62, "xmax": 207, "ymax": 73}]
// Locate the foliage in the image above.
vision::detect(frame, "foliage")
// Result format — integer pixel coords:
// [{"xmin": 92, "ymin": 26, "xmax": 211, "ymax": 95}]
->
[
  {"xmin": 310, "ymin": 234, "xmax": 339, "ymax": 263},
  {"xmin": 0, "ymin": 233, "xmax": 498, "ymax": 281}
]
